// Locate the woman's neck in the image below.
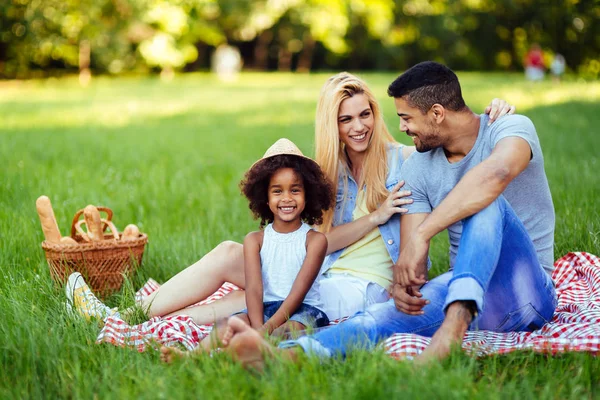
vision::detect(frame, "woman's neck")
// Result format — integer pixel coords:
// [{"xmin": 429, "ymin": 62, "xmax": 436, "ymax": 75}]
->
[{"xmin": 346, "ymin": 148, "xmax": 365, "ymax": 182}]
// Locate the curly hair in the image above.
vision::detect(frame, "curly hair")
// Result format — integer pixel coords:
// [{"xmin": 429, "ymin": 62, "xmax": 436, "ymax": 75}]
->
[{"xmin": 240, "ymin": 154, "xmax": 335, "ymax": 228}]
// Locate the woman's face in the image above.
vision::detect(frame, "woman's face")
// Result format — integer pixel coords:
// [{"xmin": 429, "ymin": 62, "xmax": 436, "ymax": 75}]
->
[{"xmin": 337, "ymin": 93, "xmax": 374, "ymax": 158}]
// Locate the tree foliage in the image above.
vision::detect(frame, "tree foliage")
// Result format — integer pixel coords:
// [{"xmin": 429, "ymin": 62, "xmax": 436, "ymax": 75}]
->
[{"xmin": 0, "ymin": 0, "xmax": 598, "ymax": 78}]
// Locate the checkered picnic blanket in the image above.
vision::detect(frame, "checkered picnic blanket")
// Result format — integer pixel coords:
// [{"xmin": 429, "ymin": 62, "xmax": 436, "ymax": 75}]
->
[{"xmin": 97, "ymin": 252, "xmax": 600, "ymax": 357}]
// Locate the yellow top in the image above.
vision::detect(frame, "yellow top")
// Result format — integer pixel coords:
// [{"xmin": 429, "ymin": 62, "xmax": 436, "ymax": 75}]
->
[{"xmin": 328, "ymin": 190, "xmax": 393, "ymax": 290}]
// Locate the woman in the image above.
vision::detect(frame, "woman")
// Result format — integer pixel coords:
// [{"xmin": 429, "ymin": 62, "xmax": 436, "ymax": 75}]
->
[{"xmin": 68, "ymin": 73, "xmax": 515, "ymax": 324}]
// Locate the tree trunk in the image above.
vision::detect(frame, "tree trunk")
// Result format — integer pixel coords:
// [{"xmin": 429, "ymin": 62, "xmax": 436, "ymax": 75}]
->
[
  {"xmin": 253, "ymin": 30, "xmax": 273, "ymax": 70},
  {"xmin": 78, "ymin": 40, "xmax": 91, "ymax": 86},
  {"xmin": 278, "ymin": 46, "xmax": 292, "ymax": 71},
  {"xmin": 296, "ymin": 33, "xmax": 315, "ymax": 72}
]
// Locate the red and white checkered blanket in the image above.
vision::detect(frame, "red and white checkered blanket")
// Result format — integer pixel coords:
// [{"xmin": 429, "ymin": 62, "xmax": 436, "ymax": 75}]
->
[{"xmin": 97, "ymin": 252, "xmax": 600, "ymax": 357}]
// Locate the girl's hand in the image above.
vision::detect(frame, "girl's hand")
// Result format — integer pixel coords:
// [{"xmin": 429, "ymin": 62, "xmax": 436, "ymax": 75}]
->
[
  {"xmin": 370, "ymin": 181, "xmax": 413, "ymax": 226},
  {"xmin": 484, "ymin": 98, "xmax": 516, "ymax": 125},
  {"xmin": 257, "ymin": 325, "xmax": 269, "ymax": 336}
]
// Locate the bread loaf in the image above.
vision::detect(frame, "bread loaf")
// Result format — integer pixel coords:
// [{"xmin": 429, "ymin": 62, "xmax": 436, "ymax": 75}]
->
[
  {"xmin": 83, "ymin": 205, "xmax": 104, "ymax": 241},
  {"xmin": 59, "ymin": 236, "xmax": 78, "ymax": 245},
  {"xmin": 122, "ymin": 224, "xmax": 140, "ymax": 241},
  {"xmin": 36, "ymin": 196, "xmax": 62, "ymax": 243}
]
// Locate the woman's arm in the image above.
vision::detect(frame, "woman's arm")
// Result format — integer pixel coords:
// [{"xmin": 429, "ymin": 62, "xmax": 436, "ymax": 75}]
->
[
  {"xmin": 484, "ymin": 98, "xmax": 516, "ymax": 124},
  {"xmin": 243, "ymin": 232, "xmax": 264, "ymax": 329},
  {"xmin": 325, "ymin": 181, "xmax": 412, "ymax": 254},
  {"xmin": 261, "ymin": 231, "xmax": 328, "ymax": 334}
]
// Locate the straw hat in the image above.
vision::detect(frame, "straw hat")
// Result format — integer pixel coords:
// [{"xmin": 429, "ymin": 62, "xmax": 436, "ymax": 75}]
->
[{"xmin": 250, "ymin": 138, "xmax": 318, "ymax": 170}]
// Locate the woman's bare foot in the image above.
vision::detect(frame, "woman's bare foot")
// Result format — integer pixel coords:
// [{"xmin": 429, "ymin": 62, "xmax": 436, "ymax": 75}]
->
[
  {"xmin": 414, "ymin": 301, "xmax": 472, "ymax": 364},
  {"xmin": 160, "ymin": 346, "xmax": 187, "ymax": 364}
]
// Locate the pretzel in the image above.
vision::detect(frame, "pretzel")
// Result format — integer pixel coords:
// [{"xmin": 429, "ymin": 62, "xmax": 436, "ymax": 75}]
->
[{"xmin": 74, "ymin": 218, "xmax": 120, "ymax": 242}]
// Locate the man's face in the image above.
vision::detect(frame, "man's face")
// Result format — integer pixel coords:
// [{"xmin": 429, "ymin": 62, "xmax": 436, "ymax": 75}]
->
[{"xmin": 394, "ymin": 97, "xmax": 443, "ymax": 153}]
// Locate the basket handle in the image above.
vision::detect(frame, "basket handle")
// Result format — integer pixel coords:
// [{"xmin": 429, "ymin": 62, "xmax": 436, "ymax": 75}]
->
[
  {"xmin": 71, "ymin": 207, "xmax": 113, "ymax": 238},
  {"xmin": 74, "ymin": 220, "xmax": 91, "ymax": 242},
  {"xmin": 74, "ymin": 218, "xmax": 120, "ymax": 241}
]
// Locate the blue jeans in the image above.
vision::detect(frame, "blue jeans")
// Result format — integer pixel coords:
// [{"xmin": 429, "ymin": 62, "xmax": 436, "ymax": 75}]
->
[{"xmin": 280, "ymin": 197, "xmax": 557, "ymax": 358}]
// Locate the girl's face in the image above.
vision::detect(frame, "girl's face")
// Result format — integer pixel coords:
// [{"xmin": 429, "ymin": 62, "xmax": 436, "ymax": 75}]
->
[
  {"xmin": 268, "ymin": 167, "xmax": 306, "ymax": 231},
  {"xmin": 337, "ymin": 93, "xmax": 374, "ymax": 158}
]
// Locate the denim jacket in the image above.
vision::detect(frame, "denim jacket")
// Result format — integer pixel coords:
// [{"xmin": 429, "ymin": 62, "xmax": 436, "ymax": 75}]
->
[{"xmin": 321, "ymin": 144, "xmax": 405, "ymax": 273}]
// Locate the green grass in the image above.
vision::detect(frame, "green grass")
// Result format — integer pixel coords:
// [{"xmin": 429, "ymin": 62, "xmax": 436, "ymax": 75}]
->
[{"xmin": 1, "ymin": 72, "xmax": 599, "ymax": 399}]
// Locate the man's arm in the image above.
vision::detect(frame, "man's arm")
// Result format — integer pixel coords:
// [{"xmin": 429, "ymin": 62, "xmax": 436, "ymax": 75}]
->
[
  {"xmin": 398, "ymin": 137, "xmax": 531, "ymax": 286},
  {"xmin": 417, "ymin": 137, "xmax": 530, "ymax": 242},
  {"xmin": 392, "ymin": 212, "xmax": 430, "ymax": 314}
]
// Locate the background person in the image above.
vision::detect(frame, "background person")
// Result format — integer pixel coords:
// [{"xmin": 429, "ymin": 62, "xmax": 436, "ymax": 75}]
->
[
  {"xmin": 550, "ymin": 53, "xmax": 566, "ymax": 83},
  {"xmin": 524, "ymin": 44, "xmax": 546, "ymax": 81}
]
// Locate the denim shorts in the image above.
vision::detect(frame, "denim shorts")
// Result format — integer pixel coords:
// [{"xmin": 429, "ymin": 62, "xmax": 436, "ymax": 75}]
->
[{"xmin": 235, "ymin": 301, "xmax": 329, "ymax": 329}]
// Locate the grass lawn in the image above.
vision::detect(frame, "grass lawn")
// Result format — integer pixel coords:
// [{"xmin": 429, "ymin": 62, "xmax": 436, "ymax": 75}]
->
[{"xmin": 1, "ymin": 72, "xmax": 599, "ymax": 399}]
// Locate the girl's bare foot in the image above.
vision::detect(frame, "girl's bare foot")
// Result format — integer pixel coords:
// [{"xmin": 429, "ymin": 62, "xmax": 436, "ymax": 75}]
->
[
  {"xmin": 225, "ymin": 316, "xmax": 275, "ymax": 371},
  {"xmin": 160, "ymin": 346, "xmax": 187, "ymax": 364},
  {"xmin": 414, "ymin": 301, "xmax": 471, "ymax": 364},
  {"xmin": 220, "ymin": 324, "xmax": 235, "ymax": 346}
]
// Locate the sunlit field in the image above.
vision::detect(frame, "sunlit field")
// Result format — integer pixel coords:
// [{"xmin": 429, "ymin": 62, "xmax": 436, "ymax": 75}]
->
[{"xmin": 1, "ymin": 72, "xmax": 599, "ymax": 398}]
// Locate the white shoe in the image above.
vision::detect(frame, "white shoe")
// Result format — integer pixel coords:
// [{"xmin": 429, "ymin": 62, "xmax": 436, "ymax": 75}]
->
[{"xmin": 65, "ymin": 272, "xmax": 119, "ymax": 320}]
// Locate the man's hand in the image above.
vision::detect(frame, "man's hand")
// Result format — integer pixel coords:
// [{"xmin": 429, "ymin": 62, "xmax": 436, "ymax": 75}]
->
[
  {"xmin": 394, "ymin": 233, "xmax": 429, "ymax": 287},
  {"xmin": 392, "ymin": 284, "xmax": 429, "ymax": 315}
]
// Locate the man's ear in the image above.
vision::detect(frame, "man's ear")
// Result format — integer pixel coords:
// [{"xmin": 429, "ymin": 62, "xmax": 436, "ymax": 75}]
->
[{"xmin": 430, "ymin": 104, "xmax": 445, "ymax": 124}]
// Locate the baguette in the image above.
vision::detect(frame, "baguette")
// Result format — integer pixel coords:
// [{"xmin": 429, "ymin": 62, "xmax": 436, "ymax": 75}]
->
[
  {"xmin": 35, "ymin": 195, "xmax": 62, "ymax": 243},
  {"xmin": 83, "ymin": 205, "xmax": 104, "ymax": 241},
  {"xmin": 121, "ymin": 224, "xmax": 140, "ymax": 241}
]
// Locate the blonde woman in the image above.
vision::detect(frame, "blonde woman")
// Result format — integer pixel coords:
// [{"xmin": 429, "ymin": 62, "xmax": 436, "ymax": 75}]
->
[{"xmin": 67, "ymin": 73, "xmax": 514, "ymax": 324}]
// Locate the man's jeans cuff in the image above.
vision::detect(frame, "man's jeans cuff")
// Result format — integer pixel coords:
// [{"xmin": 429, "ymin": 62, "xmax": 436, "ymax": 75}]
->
[
  {"xmin": 278, "ymin": 337, "xmax": 332, "ymax": 359},
  {"xmin": 444, "ymin": 276, "xmax": 484, "ymax": 315}
]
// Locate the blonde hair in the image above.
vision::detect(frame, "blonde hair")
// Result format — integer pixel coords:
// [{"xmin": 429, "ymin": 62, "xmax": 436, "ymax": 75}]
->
[{"xmin": 315, "ymin": 72, "xmax": 397, "ymax": 232}]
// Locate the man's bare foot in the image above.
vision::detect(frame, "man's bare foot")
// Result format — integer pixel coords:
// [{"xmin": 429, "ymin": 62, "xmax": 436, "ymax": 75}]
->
[
  {"xmin": 414, "ymin": 301, "xmax": 473, "ymax": 365},
  {"xmin": 160, "ymin": 346, "xmax": 187, "ymax": 364}
]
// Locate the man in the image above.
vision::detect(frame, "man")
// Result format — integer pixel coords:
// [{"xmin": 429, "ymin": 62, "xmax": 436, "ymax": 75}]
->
[{"xmin": 223, "ymin": 61, "xmax": 557, "ymax": 366}]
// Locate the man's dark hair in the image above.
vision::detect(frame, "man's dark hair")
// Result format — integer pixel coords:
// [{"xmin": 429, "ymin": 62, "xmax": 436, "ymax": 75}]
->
[
  {"xmin": 240, "ymin": 154, "xmax": 335, "ymax": 228},
  {"xmin": 387, "ymin": 61, "xmax": 467, "ymax": 113}
]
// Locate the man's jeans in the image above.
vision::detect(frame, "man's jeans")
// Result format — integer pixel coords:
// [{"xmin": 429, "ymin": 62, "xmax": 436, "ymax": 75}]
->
[{"xmin": 280, "ymin": 197, "xmax": 558, "ymax": 358}]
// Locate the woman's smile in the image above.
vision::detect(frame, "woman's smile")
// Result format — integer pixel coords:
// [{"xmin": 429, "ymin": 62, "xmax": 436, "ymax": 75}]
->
[{"xmin": 349, "ymin": 132, "xmax": 367, "ymax": 142}]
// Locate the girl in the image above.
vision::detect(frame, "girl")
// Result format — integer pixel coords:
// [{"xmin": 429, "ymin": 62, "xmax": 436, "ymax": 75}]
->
[
  {"xmin": 233, "ymin": 139, "xmax": 333, "ymax": 338},
  {"xmin": 163, "ymin": 139, "xmax": 334, "ymax": 361}
]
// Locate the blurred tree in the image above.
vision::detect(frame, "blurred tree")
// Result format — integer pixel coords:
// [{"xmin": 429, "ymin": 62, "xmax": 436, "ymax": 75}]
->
[
  {"xmin": 0, "ymin": 0, "xmax": 598, "ymax": 78},
  {"xmin": 0, "ymin": 0, "xmax": 141, "ymax": 78}
]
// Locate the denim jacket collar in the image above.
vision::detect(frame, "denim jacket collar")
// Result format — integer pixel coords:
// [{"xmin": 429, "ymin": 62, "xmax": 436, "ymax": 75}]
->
[{"xmin": 321, "ymin": 143, "xmax": 405, "ymax": 273}]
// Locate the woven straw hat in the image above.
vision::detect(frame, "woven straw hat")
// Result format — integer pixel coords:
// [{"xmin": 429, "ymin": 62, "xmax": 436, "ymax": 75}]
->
[{"xmin": 250, "ymin": 138, "xmax": 317, "ymax": 169}]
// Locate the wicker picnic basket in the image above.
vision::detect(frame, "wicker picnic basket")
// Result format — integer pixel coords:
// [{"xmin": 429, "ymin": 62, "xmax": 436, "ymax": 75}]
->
[{"xmin": 42, "ymin": 207, "xmax": 148, "ymax": 297}]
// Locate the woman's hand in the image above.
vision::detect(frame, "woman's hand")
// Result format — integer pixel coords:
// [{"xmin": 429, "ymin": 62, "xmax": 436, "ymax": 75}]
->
[
  {"xmin": 484, "ymin": 98, "xmax": 516, "ymax": 125},
  {"xmin": 369, "ymin": 181, "xmax": 413, "ymax": 226}
]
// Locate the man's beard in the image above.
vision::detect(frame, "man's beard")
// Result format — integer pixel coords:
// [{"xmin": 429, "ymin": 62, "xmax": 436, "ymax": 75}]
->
[
  {"xmin": 408, "ymin": 130, "xmax": 439, "ymax": 153},
  {"xmin": 406, "ymin": 124, "xmax": 442, "ymax": 153}
]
